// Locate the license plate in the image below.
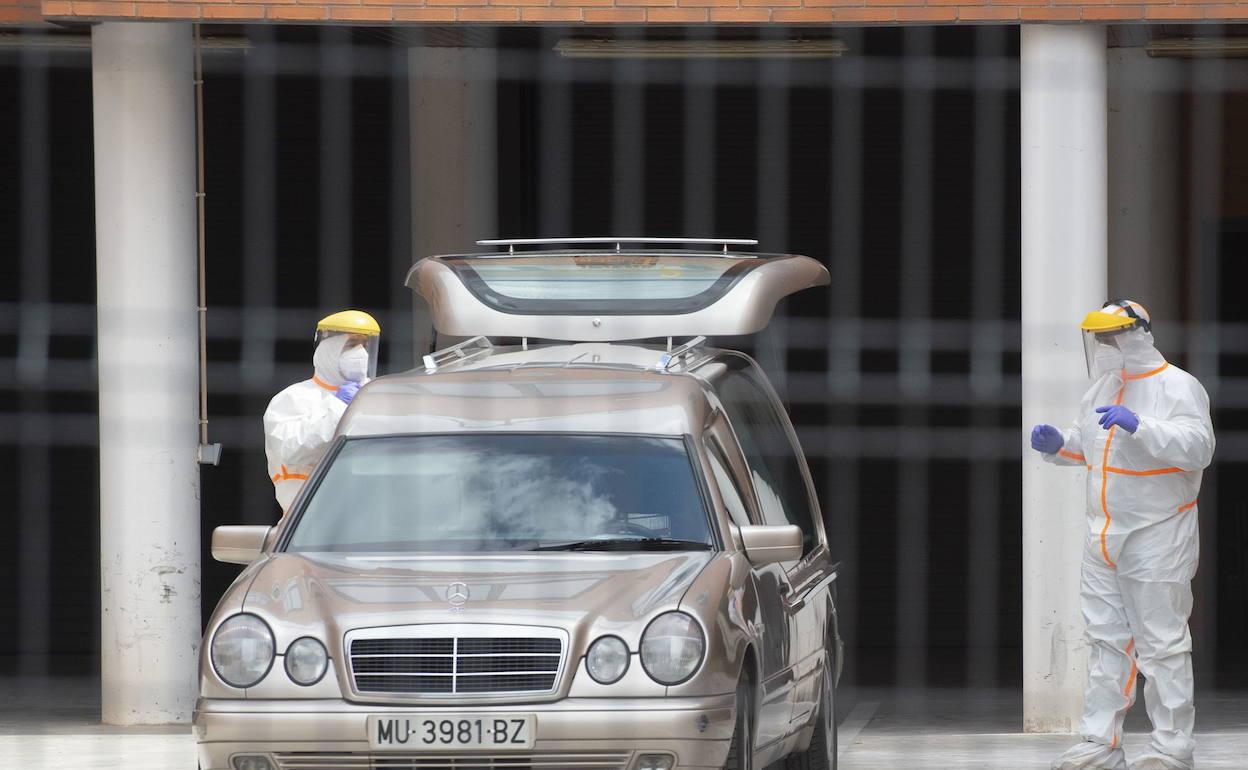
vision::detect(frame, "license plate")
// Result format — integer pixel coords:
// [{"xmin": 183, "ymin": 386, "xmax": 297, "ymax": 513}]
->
[{"xmin": 367, "ymin": 714, "xmax": 535, "ymax": 750}]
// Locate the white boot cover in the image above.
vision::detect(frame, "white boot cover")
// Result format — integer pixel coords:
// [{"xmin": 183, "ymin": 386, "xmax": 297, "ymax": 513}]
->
[
  {"xmin": 1129, "ymin": 752, "xmax": 1195, "ymax": 770},
  {"xmin": 1052, "ymin": 740, "xmax": 1128, "ymax": 770}
]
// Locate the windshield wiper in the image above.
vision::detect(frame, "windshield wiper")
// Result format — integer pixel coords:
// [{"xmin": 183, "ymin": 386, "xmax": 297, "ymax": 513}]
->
[{"xmin": 531, "ymin": 537, "xmax": 712, "ymax": 552}]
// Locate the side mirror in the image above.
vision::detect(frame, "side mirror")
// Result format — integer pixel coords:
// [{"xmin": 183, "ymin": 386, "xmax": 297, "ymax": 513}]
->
[
  {"xmin": 212, "ymin": 525, "xmax": 273, "ymax": 565},
  {"xmin": 739, "ymin": 524, "xmax": 803, "ymax": 566}
]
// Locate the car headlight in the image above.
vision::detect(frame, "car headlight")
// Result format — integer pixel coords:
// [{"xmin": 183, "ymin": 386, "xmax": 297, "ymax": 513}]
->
[
  {"xmin": 285, "ymin": 637, "xmax": 329, "ymax": 686},
  {"xmin": 210, "ymin": 613, "xmax": 275, "ymax": 689},
  {"xmin": 640, "ymin": 611, "xmax": 705, "ymax": 685},
  {"xmin": 586, "ymin": 635, "xmax": 629, "ymax": 684}
]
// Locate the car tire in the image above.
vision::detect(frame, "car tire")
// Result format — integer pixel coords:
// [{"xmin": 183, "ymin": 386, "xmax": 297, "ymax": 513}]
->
[
  {"xmin": 723, "ymin": 673, "xmax": 755, "ymax": 770},
  {"xmin": 784, "ymin": 659, "xmax": 837, "ymax": 770}
]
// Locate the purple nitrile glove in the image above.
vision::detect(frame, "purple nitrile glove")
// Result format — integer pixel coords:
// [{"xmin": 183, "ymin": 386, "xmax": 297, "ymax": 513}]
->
[
  {"xmin": 335, "ymin": 381, "xmax": 361, "ymax": 405},
  {"xmin": 1095, "ymin": 405, "xmax": 1139, "ymax": 434},
  {"xmin": 1030, "ymin": 424, "xmax": 1064, "ymax": 454}
]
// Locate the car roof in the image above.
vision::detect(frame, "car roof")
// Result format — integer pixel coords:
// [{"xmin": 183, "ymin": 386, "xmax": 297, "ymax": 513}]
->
[{"xmin": 338, "ymin": 342, "xmax": 730, "ymax": 439}]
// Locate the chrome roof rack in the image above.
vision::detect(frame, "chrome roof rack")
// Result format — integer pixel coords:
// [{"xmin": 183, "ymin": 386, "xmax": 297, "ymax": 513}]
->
[
  {"xmin": 423, "ymin": 335, "xmax": 493, "ymax": 373},
  {"xmin": 476, "ymin": 236, "xmax": 759, "ymax": 255}
]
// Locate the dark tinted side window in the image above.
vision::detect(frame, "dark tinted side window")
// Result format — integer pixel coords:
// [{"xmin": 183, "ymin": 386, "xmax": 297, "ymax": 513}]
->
[{"xmin": 716, "ymin": 359, "xmax": 817, "ymax": 554}]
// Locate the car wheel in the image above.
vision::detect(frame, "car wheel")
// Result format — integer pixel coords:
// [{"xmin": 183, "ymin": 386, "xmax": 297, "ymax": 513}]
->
[
  {"xmin": 723, "ymin": 674, "xmax": 755, "ymax": 770},
  {"xmin": 784, "ymin": 659, "xmax": 837, "ymax": 770}
]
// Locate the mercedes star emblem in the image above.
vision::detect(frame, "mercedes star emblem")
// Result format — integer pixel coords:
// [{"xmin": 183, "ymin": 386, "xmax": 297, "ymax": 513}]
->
[{"xmin": 445, "ymin": 581, "xmax": 470, "ymax": 608}]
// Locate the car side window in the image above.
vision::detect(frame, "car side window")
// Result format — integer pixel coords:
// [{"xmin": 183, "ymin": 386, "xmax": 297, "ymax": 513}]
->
[
  {"xmin": 705, "ymin": 439, "xmax": 753, "ymax": 529},
  {"xmin": 716, "ymin": 361, "xmax": 817, "ymax": 554}
]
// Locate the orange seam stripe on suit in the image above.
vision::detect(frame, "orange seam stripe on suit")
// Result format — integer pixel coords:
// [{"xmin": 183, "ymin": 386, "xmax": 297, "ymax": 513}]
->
[
  {"xmin": 1099, "ymin": 384, "xmax": 1126, "ymax": 568},
  {"xmin": 1123, "ymin": 639, "xmax": 1138, "ymax": 697},
  {"xmin": 272, "ymin": 464, "xmax": 309, "ymax": 483},
  {"xmin": 1124, "ymin": 362, "xmax": 1168, "ymax": 380},
  {"xmin": 1105, "ymin": 466, "xmax": 1183, "ymax": 477}
]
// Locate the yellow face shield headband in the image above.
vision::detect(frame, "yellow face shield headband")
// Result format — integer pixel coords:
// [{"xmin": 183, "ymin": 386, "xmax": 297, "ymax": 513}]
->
[
  {"xmin": 1079, "ymin": 311, "xmax": 1138, "ymax": 335},
  {"xmin": 316, "ymin": 309, "xmax": 381, "ymax": 337}
]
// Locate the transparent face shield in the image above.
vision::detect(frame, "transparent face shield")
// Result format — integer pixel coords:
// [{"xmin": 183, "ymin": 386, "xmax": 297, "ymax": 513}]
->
[
  {"xmin": 314, "ymin": 329, "xmax": 380, "ymax": 382},
  {"xmin": 1082, "ymin": 327, "xmax": 1126, "ymax": 379}
]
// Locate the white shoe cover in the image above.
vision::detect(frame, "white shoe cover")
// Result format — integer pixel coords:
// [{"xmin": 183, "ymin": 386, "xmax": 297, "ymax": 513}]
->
[
  {"xmin": 1052, "ymin": 741, "xmax": 1128, "ymax": 770},
  {"xmin": 1129, "ymin": 753, "xmax": 1194, "ymax": 770}
]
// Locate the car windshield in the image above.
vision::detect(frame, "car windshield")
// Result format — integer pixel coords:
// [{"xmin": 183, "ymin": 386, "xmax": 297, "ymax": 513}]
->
[{"xmin": 285, "ymin": 434, "xmax": 714, "ymax": 553}]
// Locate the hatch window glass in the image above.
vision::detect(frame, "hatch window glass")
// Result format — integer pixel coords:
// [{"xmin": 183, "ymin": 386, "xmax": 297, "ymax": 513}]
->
[
  {"xmin": 441, "ymin": 254, "xmax": 764, "ymax": 315},
  {"xmin": 716, "ymin": 363, "xmax": 817, "ymax": 554},
  {"xmin": 285, "ymin": 434, "xmax": 713, "ymax": 553}
]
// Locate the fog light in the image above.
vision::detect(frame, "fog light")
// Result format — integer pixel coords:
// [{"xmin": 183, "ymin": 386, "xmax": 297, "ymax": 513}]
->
[
  {"xmin": 231, "ymin": 756, "xmax": 274, "ymax": 770},
  {"xmin": 285, "ymin": 636, "xmax": 329, "ymax": 686},
  {"xmin": 586, "ymin": 635, "xmax": 629, "ymax": 684},
  {"xmin": 635, "ymin": 754, "xmax": 675, "ymax": 770}
]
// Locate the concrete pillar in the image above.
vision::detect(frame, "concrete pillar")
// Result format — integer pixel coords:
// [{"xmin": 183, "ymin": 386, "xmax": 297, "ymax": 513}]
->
[
  {"xmin": 409, "ymin": 46, "xmax": 497, "ymax": 354},
  {"xmin": 1108, "ymin": 48, "xmax": 1184, "ymax": 352},
  {"xmin": 1020, "ymin": 25, "xmax": 1108, "ymax": 734},
  {"xmin": 93, "ymin": 22, "xmax": 201, "ymax": 725}
]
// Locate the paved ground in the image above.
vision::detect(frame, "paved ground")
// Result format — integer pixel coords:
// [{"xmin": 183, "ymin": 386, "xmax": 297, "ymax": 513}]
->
[
  {"xmin": 3, "ymin": 672, "xmax": 1248, "ymax": 768},
  {"xmin": 834, "ymin": 686, "xmax": 1248, "ymax": 770}
]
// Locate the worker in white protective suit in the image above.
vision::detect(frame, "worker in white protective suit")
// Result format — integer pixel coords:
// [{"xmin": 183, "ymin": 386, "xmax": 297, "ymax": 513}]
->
[
  {"xmin": 264, "ymin": 310, "xmax": 381, "ymax": 512},
  {"xmin": 1030, "ymin": 300, "xmax": 1214, "ymax": 770}
]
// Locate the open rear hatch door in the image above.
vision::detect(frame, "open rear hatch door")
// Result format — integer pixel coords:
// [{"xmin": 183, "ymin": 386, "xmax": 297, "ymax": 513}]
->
[{"xmin": 406, "ymin": 249, "xmax": 829, "ymax": 342}]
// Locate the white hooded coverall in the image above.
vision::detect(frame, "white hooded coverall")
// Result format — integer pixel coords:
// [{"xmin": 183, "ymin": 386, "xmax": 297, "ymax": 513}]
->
[
  {"xmin": 1045, "ymin": 327, "xmax": 1214, "ymax": 770},
  {"xmin": 263, "ymin": 335, "xmax": 354, "ymax": 511}
]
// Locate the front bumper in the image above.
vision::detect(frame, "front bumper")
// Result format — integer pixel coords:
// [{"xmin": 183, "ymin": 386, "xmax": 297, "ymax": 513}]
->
[{"xmin": 194, "ymin": 694, "xmax": 736, "ymax": 770}]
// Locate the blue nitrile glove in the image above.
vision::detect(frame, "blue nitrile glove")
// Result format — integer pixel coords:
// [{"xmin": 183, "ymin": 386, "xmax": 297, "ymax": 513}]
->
[
  {"xmin": 1096, "ymin": 405, "xmax": 1139, "ymax": 434},
  {"xmin": 335, "ymin": 381, "xmax": 361, "ymax": 405},
  {"xmin": 1030, "ymin": 424, "xmax": 1064, "ymax": 454}
]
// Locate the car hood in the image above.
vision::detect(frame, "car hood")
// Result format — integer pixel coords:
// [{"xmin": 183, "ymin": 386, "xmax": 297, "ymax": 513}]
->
[{"xmin": 241, "ymin": 550, "xmax": 714, "ymax": 652}]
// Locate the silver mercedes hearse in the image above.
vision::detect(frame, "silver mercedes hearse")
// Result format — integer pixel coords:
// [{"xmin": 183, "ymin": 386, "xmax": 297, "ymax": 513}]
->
[{"xmin": 197, "ymin": 238, "xmax": 843, "ymax": 770}]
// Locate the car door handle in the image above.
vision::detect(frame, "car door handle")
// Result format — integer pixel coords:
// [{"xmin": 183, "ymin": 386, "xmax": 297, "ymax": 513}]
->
[{"xmin": 783, "ymin": 565, "xmax": 839, "ymax": 614}]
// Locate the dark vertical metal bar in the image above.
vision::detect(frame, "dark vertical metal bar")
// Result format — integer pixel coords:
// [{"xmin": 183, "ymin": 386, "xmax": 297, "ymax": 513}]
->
[
  {"xmin": 828, "ymin": 29, "xmax": 865, "ymax": 685},
  {"xmin": 967, "ymin": 26, "xmax": 1007, "ymax": 689},
  {"xmin": 756, "ymin": 30, "xmax": 790, "ymax": 401},
  {"xmin": 1186, "ymin": 42, "xmax": 1224, "ymax": 686},
  {"xmin": 320, "ymin": 27, "xmax": 353, "ymax": 310},
  {"xmin": 404, "ymin": 29, "xmax": 437, "ymax": 359},
  {"xmin": 897, "ymin": 26, "xmax": 934, "ymax": 688},
  {"xmin": 612, "ymin": 38, "xmax": 644, "ymax": 236},
  {"xmin": 194, "ymin": 26, "xmax": 210, "ymax": 450},
  {"xmin": 242, "ymin": 29, "xmax": 279, "ymax": 518},
  {"xmin": 467, "ymin": 29, "xmax": 499, "ymax": 252},
  {"xmin": 540, "ymin": 28, "xmax": 572, "ymax": 239},
  {"xmin": 683, "ymin": 28, "xmax": 716, "ymax": 239},
  {"xmin": 389, "ymin": 40, "xmax": 414, "ymax": 373},
  {"xmin": 17, "ymin": 36, "xmax": 51, "ymax": 678}
]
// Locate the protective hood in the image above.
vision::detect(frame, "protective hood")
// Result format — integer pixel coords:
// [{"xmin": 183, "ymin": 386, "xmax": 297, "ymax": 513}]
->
[
  {"xmin": 313, "ymin": 334, "xmax": 351, "ymax": 388},
  {"xmin": 1089, "ymin": 327, "xmax": 1166, "ymax": 381},
  {"xmin": 1116, "ymin": 326, "xmax": 1167, "ymax": 374}
]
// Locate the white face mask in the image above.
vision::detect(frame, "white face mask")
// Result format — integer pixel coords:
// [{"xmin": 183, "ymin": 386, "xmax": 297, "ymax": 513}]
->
[
  {"xmin": 1094, "ymin": 343, "xmax": 1124, "ymax": 378},
  {"xmin": 339, "ymin": 346, "xmax": 370, "ymax": 383}
]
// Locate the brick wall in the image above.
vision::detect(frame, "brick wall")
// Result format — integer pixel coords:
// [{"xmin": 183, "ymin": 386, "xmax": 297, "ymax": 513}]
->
[
  {"xmin": 0, "ymin": 0, "xmax": 44, "ymax": 23},
  {"xmin": 11, "ymin": 0, "xmax": 1248, "ymax": 24}
]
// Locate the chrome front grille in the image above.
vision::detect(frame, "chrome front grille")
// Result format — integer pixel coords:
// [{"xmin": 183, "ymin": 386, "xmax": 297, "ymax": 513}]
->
[
  {"xmin": 348, "ymin": 629, "xmax": 565, "ymax": 697},
  {"xmin": 272, "ymin": 752, "xmax": 631, "ymax": 770}
]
